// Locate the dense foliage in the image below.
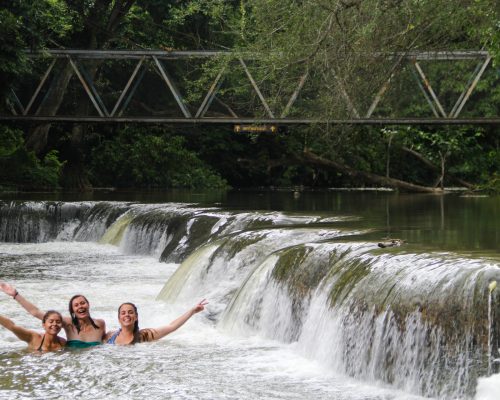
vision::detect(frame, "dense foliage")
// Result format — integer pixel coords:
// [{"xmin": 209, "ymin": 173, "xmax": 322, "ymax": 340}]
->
[
  {"xmin": 90, "ymin": 126, "xmax": 227, "ymax": 188},
  {"xmin": 0, "ymin": 0, "xmax": 498, "ymax": 191},
  {"xmin": 0, "ymin": 126, "xmax": 64, "ymax": 189}
]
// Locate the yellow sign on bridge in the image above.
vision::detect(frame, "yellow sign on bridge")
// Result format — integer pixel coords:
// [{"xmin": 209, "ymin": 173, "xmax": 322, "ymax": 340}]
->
[{"xmin": 234, "ymin": 124, "xmax": 278, "ymax": 134}]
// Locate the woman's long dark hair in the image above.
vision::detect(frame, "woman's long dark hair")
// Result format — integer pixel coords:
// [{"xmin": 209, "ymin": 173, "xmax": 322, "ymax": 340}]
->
[
  {"xmin": 118, "ymin": 303, "xmax": 154, "ymax": 343},
  {"xmin": 68, "ymin": 294, "xmax": 99, "ymax": 333}
]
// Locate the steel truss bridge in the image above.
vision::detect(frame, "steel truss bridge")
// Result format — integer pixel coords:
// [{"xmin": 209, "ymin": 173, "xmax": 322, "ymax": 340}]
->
[{"xmin": 2, "ymin": 49, "xmax": 499, "ymax": 125}]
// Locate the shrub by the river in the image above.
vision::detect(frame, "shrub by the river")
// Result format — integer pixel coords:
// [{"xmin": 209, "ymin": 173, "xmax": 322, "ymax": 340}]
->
[
  {"xmin": 0, "ymin": 125, "xmax": 64, "ymax": 189},
  {"xmin": 90, "ymin": 127, "xmax": 228, "ymax": 189}
]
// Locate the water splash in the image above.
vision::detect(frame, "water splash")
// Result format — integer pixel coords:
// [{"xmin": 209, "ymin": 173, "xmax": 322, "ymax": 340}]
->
[{"xmin": 475, "ymin": 372, "xmax": 500, "ymax": 400}]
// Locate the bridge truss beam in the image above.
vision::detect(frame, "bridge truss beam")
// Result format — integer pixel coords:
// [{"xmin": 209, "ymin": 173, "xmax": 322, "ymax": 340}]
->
[{"xmin": 3, "ymin": 49, "xmax": 498, "ymax": 125}]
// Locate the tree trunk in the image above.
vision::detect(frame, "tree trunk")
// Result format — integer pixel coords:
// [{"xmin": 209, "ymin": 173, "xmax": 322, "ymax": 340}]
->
[
  {"xmin": 62, "ymin": 113, "xmax": 93, "ymax": 191},
  {"xmin": 61, "ymin": 165, "xmax": 92, "ymax": 191},
  {"xmin": 61, "ymin": 59, "xmax": 100, "ymax": 191},
  {"xmin": 300, "ymin": 149, "xmax": 442, "ymax": 193},
  {"xmin": 25, "ymin": 62, "xmax": 74, "ymax": 156},
  {"xmin": 439, "ymin": 151, "xmax": 445, "ymax": 190},
  {"xmin": 386, "ymin": 132, "xmax": 394, "ymax": 178},
  {"xmin": 400, "ymin": 146, "xmax": 474, "ymax": 189},
  {"xmin": 25, "ymin": 0, "xmax": 137, "ymax": 189}
]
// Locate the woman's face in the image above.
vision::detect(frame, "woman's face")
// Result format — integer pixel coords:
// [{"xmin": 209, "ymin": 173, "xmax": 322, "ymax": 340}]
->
[
  {"xmin": 72, "ymin": 296, "xmax": 90, "ymax": 319},
  {"xmin": 118, "ymin": 304, "xmax": 138, "ymax": 328},
  {"xmin": 43, "ymin": 313, "xmax": 63, "ymax": 335}
]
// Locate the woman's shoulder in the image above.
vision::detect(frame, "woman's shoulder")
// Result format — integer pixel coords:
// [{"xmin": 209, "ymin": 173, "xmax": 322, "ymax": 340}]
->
[
  {"xmin": 26, "ymin": 331, "xmax": 43, "ymax": 349},
  {"xmin": 94, "ymin": 318, "xmax": 106, "ymax": 328}
]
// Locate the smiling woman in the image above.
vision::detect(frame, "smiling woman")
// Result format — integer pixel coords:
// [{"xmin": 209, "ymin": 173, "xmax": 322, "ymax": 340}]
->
[
  {"xmin": 104, "ymin": 300, "xmax": 208, "ymax": 345},
  {"xmin": 0, "ymin": 282, "xmax": 106, "ymax": 348},
  {"xmin": 0, "ymin": 310, "xmax": 66, "ymax": 351},
  {"xmin": 65, "ymin": 294, "xmax": 106, "ymax": 348}
]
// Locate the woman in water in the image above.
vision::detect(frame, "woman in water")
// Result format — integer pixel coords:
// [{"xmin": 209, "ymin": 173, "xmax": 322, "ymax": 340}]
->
[
  {"xmin": 0, "ymin": 310, "xmax": 66, "ymax": 351},
  {"xmin": 0, "ymin": 282, "xmax": 106, "ymax": 348},
  {"xmin": 105, "ymin": 299, "xmax": 208, "ymax": 345}
]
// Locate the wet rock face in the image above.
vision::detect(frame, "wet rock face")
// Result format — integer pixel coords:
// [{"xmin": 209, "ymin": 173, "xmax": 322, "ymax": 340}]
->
[
  {"xmin": 159, "ymin": 214, "xmax": 221, "ymax": 263},
  {"xmin": 377, "ymin": 238, "xmax": 405, "ymax": 248}
]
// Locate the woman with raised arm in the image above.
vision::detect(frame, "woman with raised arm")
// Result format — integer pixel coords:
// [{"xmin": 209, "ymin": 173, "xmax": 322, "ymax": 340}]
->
[
  {"xmin": 0, "ymin": 310, "xmax": 66, "ymax": 351},
  {"xmin": 0, "ymin": 282, "xmax": 106, "ymax": 348},
  {"xmin": 104, "ymin": 300, "xmax": 208, "ymax": 345}
]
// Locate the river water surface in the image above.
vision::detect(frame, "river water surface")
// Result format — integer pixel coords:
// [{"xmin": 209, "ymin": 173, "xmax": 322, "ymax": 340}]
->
[{"xmin": 0, "ymin": 190, "xmax": 498, "ymax": 400}]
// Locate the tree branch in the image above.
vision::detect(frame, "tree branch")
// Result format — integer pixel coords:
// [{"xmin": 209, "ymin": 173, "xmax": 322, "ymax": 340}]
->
[
  {"xmin": 300, "ymin": 149, "xmax": 442, "ymax": 193},
  {"xmin": 400, "ymin": 146, "xmax": 475, "ymax": 189}
]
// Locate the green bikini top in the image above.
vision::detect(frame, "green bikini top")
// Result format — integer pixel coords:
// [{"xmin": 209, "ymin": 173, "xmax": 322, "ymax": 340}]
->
[{"xmin": 66, "ymin": 340, "xmax": 101, "ymax": 349}]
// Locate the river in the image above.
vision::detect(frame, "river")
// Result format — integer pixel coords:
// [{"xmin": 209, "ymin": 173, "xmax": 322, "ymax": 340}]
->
[{"xmin": 0, "ymin": 190, "xmax": 498, "ymax": 399}]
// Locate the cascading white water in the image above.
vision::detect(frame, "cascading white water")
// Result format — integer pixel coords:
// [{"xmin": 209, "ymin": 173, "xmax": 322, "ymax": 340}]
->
[
  {"xmin": 157, "ymin": 228, "xmax": 350, "ymax": 316},
  {"xmin": 0, "ymin": 199, "xmax": 499, "ymax": 399},
  {"xmin": 99, "ymin": 211, "xmax": 134, "ymax": 245},
  {"xmin": 475, "ymin": 373, "xmax": 500, "ymax": 400},
  {"xmin": 161, "ymin": 237, "xmax": 500, "ymax": 398},
  {"xmin": 218, "ymin": 254, "xmax": 299, "ymax": 341},
  {"xmin": 487, "ymin": 281, "xmax": 497, "ymax": 375}
]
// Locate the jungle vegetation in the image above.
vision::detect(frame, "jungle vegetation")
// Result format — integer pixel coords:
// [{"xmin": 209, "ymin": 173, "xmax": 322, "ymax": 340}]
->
[{"xmin": 0, "ymin": 0, "xmax": 498, "ymax": 191}]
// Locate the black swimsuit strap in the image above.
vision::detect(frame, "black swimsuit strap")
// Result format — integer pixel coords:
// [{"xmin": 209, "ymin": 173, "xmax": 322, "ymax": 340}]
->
[{"xmin": 37, "ymin": 334, "xmax": 45, "ymax": 351}]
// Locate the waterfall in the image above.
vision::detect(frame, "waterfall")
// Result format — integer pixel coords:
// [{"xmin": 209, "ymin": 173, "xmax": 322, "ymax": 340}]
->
[
  {"xmin": 159, "ymin": 237, "xmax": 500, "ymax": 398},
  {"xmin": 0, "ymin": 200, "xmax": 345, "ymax": 265},
  {"xmin": 1, "ymin": 200, "xmax": 498, "ymax": 399},
  {"xmin": 0, "ymin": 201, "xmax": 91, "ymax": 242}
]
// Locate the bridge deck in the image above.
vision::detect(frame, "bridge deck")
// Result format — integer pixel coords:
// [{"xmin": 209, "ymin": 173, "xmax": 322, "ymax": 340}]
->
[{"xmin": 3, "ymin": 116, "xmax": 500, "ymax": 125}]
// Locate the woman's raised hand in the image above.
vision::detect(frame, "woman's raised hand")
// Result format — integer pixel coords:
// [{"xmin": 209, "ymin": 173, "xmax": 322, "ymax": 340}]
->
[
  {"xmin": 193, "ymin": 299, "xmax": 208, "ymax": 314},
  {"xmin": 0, "ymin": 282, "xmax": 17, "ymax": 298}
]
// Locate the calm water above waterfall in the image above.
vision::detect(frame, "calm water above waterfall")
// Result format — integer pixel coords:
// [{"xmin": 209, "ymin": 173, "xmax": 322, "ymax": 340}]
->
[{"xmin": 0, "ymin": 190, "xmax": 498, "ymax": 399}]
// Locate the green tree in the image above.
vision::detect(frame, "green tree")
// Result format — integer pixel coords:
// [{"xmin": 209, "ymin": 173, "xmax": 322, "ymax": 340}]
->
[
  {"xmin": 1, "ymin": 0, "xmax": 242, "ymax": 190},
  {"xmin": 227, "ymin": 0, "xmax": 500, "ymax": 191},
  {"xmin": 0, "ymin": 125, "xmax": 64, "ymax": 189},
  {"xmin": 0, "ymin": 1, "xmax": 73, "ymax": 99},
  {"xmin": 89, "ymin": 126, "xmax": 227, "ymax": 189}
]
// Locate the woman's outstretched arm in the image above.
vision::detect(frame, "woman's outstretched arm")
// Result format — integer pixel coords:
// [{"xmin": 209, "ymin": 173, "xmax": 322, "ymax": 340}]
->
[
  {"xmin": 0, "ymin": 314, "xmax": 36, "ymax": 344},
  {"xmin": 144, "ymin": 299, "xmax": 208, "ymax": 342},
  {"xmin": 0, "ymin": 282, "xmax": 45, "ymax": 320}
]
